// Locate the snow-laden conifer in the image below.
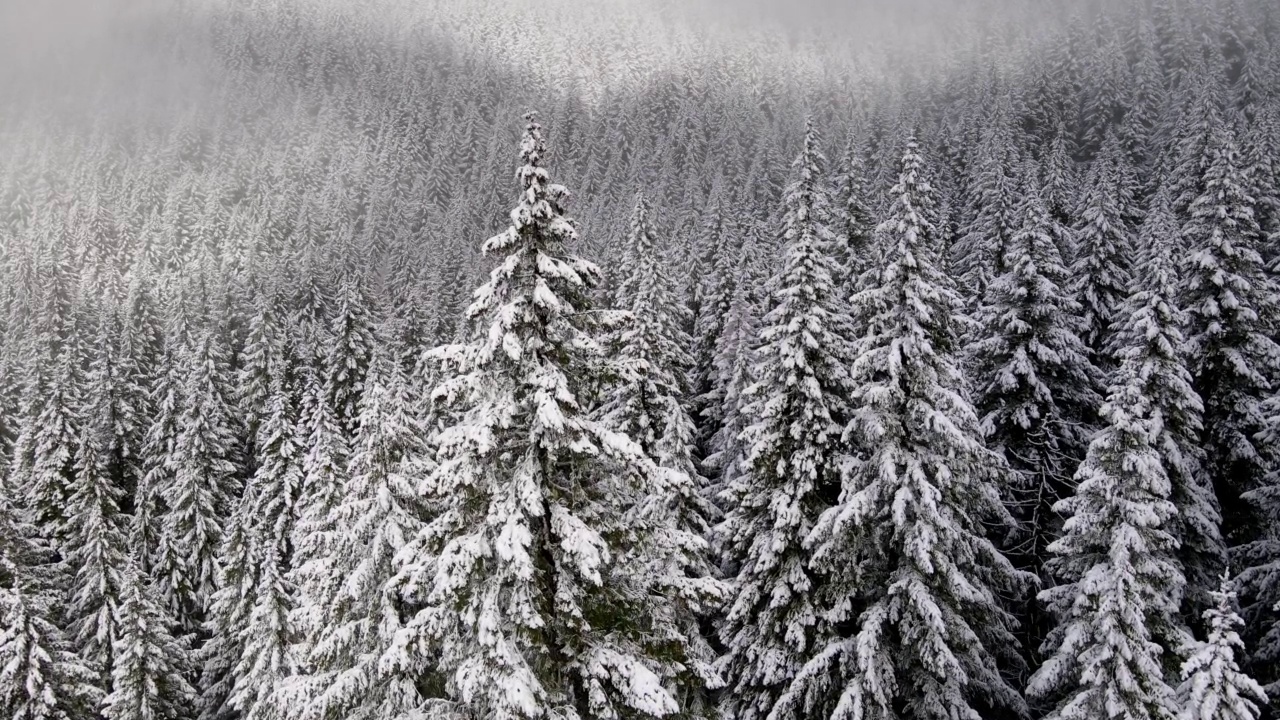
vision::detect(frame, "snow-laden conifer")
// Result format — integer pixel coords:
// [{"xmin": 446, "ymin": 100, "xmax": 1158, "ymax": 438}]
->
[
  {"xmin": 702, "ymin": 222, "xmax": 769, "ymax": 516},
  {"xmin": 831, "ymin": 131, "xmax": 875, "ymax": 290},
  {"xmin": 0, "ymin": 477, "xmax": 98, "ymax": 720},
  {"xmin": 1028, "ymin": 346, "xmax": 1190, "ymax": 720},
  {"xmin": 102, "ymin": 557, "xmax": 196, "ymax": 720},
  {"xmin": 280, "ymin": 350, "xmax": 428, "ymax": 720},
  {"xmin": 773, "ymin": 137, "xmax": 1029, "ymax": 720},
  {"xmin": 1113, "ymin": 189, "xmax": 1224, "ymax": 621},
  {"xmin": 1071, "ymin": 134, "xmax": 1135, "ymax": 359},
  {"xmin": 322, "ymin": 276, "xmax": 376, "ymax": 437},
  {"xmin": 154, "ymin": 328, "xmax": 240, "ymax": 632},
  {"xmin": 969, "ymin": 163, "xmax": 1104, "ymax": 661},
  {"xmin": 601, "ymin": 191, "xmax": 719, "ymax": 541},
  {"xmin": 1180, "ymin": 123, "xmax": 1280, "ymax": 548},
  {"xmin": 717, "ymin": 119, "xmax": 856, "ymax": 720},
  {"xmin": 203, "ymin": 364, "xmax": 305, "ymax": 720},
  {"xmin": 1178, "ymin": 578, "xmax": 1268, "ymax": 720},
  {"xmin": 388, "ymin": 114, "xmax": 720, "ymax": 720},
  {"xmin": 63, "ymin": 418, "xmax": 130, "ymax": 687}
]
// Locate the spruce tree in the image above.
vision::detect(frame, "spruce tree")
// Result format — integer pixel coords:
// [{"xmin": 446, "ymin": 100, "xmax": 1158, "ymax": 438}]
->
[
  {"xmin": 0, "ymin": 477, "xmax": 98, "ymax": 720},
  {"xmin": 600, "ymin": 191, "xmax": 726, "ymax": 715},
  {"xmin": 601, "ymin": 191, "xmax": 719, "ymax": 541},
  {"xmin": 831, "ymin": 131, "xmax": 875, "ymax": 289},
  {"xmin": 284, "ymin": 367, "xmax": 349, "ymax": 681},
  {"xmin": 322, "ymin": 275, "xmax": 375, "ymax": 437},
  {"xmin": 1071, "ymin": 134, "xmax": 1135, "ymax": 360},
  {"xmin": 155, "ymin": 328, "xmax": 240, "ymax": 633},
  {"xmin": 969, "ymin": 164, "xmax": 1104, "ymax": 663},
  {"xmin": 280, "ymin": 352, "xmax": 428, "ymax": 720},
  {"xmin": 717, "ymin": 120, "xmax": 856, "ymax": 720},
  {"xmin": 1027, "ymin": 356, "xmax": 1189, "ymax": 720},
  {"xmin": 103, "ymin": 557, "xmax": 196, "ymax": 720},
  {"xmin": 774, "ymin": 137, "xmax": 1029, "ymax": 720},
  {"xmin": 19, "ymin": 336, "xmax": 82, "ymax": 545},
  {"xmin": 134, "ymin": 341, "xmax": 183, "ymax": 578},
  {"xmin": 1115, "ymin": 190, "xmax": 1224, "ymax": 622},
  {"xmin": 387, "ymin": 114, "xmax": 719, "ymax": 719},
  {"xmin": 63, "ymin": 418, "xmax": 131, "ymax": 688},
  {"xmin": 952, "ymin": 102, "xmax": 1020, "ymax": 302},
  {"xmin": 1240, "ymin": 405, "xmax": 1280, "ymax": 696},
  {"xmin": 1178, "ymin": 578, "xmax": 1268, "ymax": 720},
  {"xmin": 1180, "ymin": 123, "xmax": 1280, "ymax": 550},
  {"xmin": 702, "ymin": 221, "xmax": 769, "ymax": 516},
  {"xmin": 203, "ymin": 366, "xmax": 304, "ymax": 720}
]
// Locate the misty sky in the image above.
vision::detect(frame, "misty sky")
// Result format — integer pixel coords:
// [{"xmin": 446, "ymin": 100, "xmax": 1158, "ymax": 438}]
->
[{"xmin": 0, "ymin": 0, "xmax": 1082, "ymax": 114}]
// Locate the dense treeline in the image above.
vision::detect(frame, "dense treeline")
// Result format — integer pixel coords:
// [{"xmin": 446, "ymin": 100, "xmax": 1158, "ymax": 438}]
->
[{"xmin": 2, "ymin": 0, "xmax": 1280, "ymax": 718}]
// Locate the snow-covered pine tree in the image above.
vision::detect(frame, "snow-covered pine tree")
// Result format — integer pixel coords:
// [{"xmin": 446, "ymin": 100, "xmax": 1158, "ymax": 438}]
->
[
  {"xmin": 387, "ymin": 113, "xmax": 719, "ymax": 720},
  {"xmin": 690, "ymin": 187, "xmax": 742, "ymax": 457},
  {"xmin": 103, "ymin": 556, "xmax": 196, "ymax": 720},
  {"xmin": 702, "ymin": 221, "xmax": 769, "ymax": 519},
  {"xmin": 601, "ymin": 191, "xmax": 719, "ymax": 542},
  {"xmin": 203, "ymin": 361, "xmax": 305, "ymax": 720},
  {"xmin": 1042, "ymin": 121, "xmax": 1079, "ymax": 263},
  {"xmin": 969, "ymin": 162, "xmax": 1104, "ymax": 664},
  {"xmin": 63, "ymin": 416, "xmax": 131, "ymax": 689},
  {"xmin": 1241, "ymin": 394, "xmax": 1280, "ymax": 696},
  {"xmin": 598, "ymin": 190, "xmax": 726, "ymax": 715},
  {"xmin": 831, "ymin": 130, "xmax": 875, "ymax": 290},
  {"xmin": 1180, "ymin": 122, "xmax": 1280, "ymax": 549},
  {"xmin": 279, "ymin": 349, "xmax": 427, "ymax": 720},
  {"xmin": 322, "ymin": 274, "xmax": 375, "ymax": 437},
  {"xmin": 238, "ymin": 285, "xmax": 290, "ymax": 461},
  {"xmin": 1113, "ymin": 188, "xmax": 1224, "ymax": 623},
  {"xmin": 1027, "ymin": 345, "xmax": 1190, "ymax": 720},
  {"xmin": 1178, "ymin": 577, "xmax": 1268, "ymax": 720},
  {"xmin": 19, "ymin": 332, "xmax": 82, "ymax": 546},
  {"xmin": 283, "ymin": 364, "xmax": 349, "ymax": 681},
  {"xmin": 200, "ymin": 490, "xmax": 256, "ymax": 720},
  {"xmin": 774, "ymin": 136, "xmax": 1029, "ymax": 720},
  {"xmin": 134, "ymin": 339, "xmax": 183, "ymax": 578},
  {"xmin": 1071, "ymin": 133, "xmax": 1135, "ymax": 360},
  {"xmin": 154, "ymin": 327, "xmax": 241, "ymax": 633},
  {"xmin": 952, "ymin": 101, "xmax": 1020, "ymax": 304},
  {"xmin": 0, "ymin": 476, "xmax": 99, "ymax": 720},
  {"xmin": 717, "ymin": 119, "xmax": 856, "ymax": 720}
]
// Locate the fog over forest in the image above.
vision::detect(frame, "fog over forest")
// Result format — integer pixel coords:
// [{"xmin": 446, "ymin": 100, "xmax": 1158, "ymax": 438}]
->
[{"xmin": 2, "ymin": 1, "xmax": 1279, "ymax": 720}]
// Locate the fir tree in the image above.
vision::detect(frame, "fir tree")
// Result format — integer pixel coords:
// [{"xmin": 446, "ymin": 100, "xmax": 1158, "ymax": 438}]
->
[
  {"xmin": 1180, "ymin": 123, "xmax": 1280, "ymax": 550},
  {"xmin": 831, "ymin": 131, "xmax": 875, "ymax": 289},
  {"xmin": 280, "ymin": 352, "xmax": 428, "ymax": 720},
  {"xmin": 103, "ymin": 558, "xmax": 196, "ymax": 720},
  {"xmin": 717, "ymin": 120, "xmax": 856, "ymax": 720},
  {"xmin": 702, "ymin": 221, "xmax": 769, "ymax": 516},
  {"xmin": 774, "ymin": 137, "xmax": 1029, "ymax": 720},
  {"xmin": 322, "ymin": 275, "xmax": 376, "ymax": 437},
  {"xmin": 203, "ymin": 367, "xmax": 305, "ymax": 720},
  {"xmin": 952, "ymin": 102, "xmax": 1020, "ymax": 302},
  {"xmin": 284, "ymin": 368, "xmax": 349, "ymax": 679},
  {"xmin": 63, "ymin": 418, "xmax": 131, "ymax": 688},
  {"xmin": 134, "ymin": 342, "xmax": 182, "ymax": 578},
  {"xmin": 155, "ymin": 328, "xmax": 241, "ymax": 632},
  {"xmin": 1178, "ymin": 577, "xmax": 1268, "ymax": 720},
  {"xmin": 0, "ymin": 477, "xmax": 99, "ymax": 720},
  {"xmin": 601, "ymin": 191, "xmax": 718, "ymax": 540},
  {"xmin": 600, "ymin": 191, "xmax": 726, "ymax": 715},
  {"xmin": 969, "ymin": 164, "xmax": 1104, "ymax": 664},
  {"xmin": 1027, "ymin": 355, "xmax": 1189, "ymax": 720},
  {"xmin": 1114, "ymin": 190, "xmax": 1224, "ymax": 622},
  {"xmin": 1070, "ymin": 134, "xmax": 1135, "ymax": 360},
  {"xmin": 20, "ymin": 336, "xmax": 82, "ymax": 545},
  {"xmin": 387, "ymin": 114, "xmax": 719, "ymax": 720}
]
